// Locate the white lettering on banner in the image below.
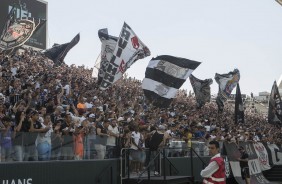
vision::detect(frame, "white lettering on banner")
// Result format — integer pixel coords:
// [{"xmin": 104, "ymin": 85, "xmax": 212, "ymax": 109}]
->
[
  {"xmin": 100, "ymin": 23, "xmax": 131, "ymax": 89},
  {"xmin": 224, "ymin": 157, "xmax": 231, "ymax": 178},
  {"xmin": 245, "ymin": 144, "xmax": 254, "ymax": 156},
  {"xmin": 1, "ymin": 178, "xmax": 32, "ymax": 184},
  {"xmin": 100, "ymin": 22, "xmax": 150, "ymax": 90},
  {"xmin": 8, "ymin": 6, "xmax": 32, "ymax": 19},
  {"xmin": 255, "ymin": 174, "xmax": 269, "ymax": 184},
  {"xmin": 249, "ymin": 159, "xmax": 260, "ymax": 175},
  {"xmin": 101, "ymin": 23, "xmax": 131, "ymax": 89}
]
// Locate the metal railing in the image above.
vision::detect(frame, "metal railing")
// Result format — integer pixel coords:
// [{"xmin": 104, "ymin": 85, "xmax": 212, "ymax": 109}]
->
[{"xmin": 119, "ymin": 145, "xmax": 208, "ymax": 184}]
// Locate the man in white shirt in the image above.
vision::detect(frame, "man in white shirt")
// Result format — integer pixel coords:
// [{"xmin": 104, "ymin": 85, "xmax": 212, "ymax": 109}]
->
[
  {"xmin": 200, "ymin": 140, "xmax": 226, "ymax": 184},
  {"xmin": 106, "ymin": 119, "xmax": 120, "ymax": 158}
]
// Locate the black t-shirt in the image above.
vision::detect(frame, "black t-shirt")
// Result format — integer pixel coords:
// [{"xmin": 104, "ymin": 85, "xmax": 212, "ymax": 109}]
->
[
  {"xmin": 96, "ymin": 122, "xmax": 107, "ymax": 145},
  {"xmin": 60, "ymin": 122, "xmax": 74, "ymax": 147},
  {"xmin": 149, "ymin": 131, "xmax": 164, "ymax": 151},
  {"xmin": 13, "ymin": 118, "xmax": 30, "ymax": 145},
  {"xmin": 25, "ymin": 120, "xmax": 42, "ymax": 146},
  {"xmin": 240, "ymin": 151, "xmax": 249, "ymax": 168}
]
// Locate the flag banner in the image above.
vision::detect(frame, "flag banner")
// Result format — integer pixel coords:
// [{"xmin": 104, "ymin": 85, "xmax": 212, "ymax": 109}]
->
[
  {"xmin": 253, "ymin": 142, "xmax": 271, "ymax": 171},
  {"xmin": 42, "ymin": 33, "xmax": 80, "ymax": 65},
  {"xmin": 0, "ymin": 6, "xmax": 39, "ymax": 51},
  {"xmin": 267, "ymin": 144, "xmax": 282, "ymax": 165},
  {"xmin": 142, "ymin": 55, "xmax": 200, "ymax": 108},
  {"xmin": 189, "ymin": 74, "xmax": 213, "ymax": 108},
  {"xmin": 99, "ymin": 22, "xmax": 151, "ymax": 90},
  {"xmin": 215, "ymin": 69, "xmax": 240, "ymax": 112},
  {"xmin": 223, "ymin": 142, "xmax": 248, "ymax": 184},
  {"xmin": 223, "ymin": 156, "xmax": 233, "ymax": 179},
  {"xmin": 276, "ymin": 0, "xmax": 282, "ymax": 6},
  {"xmin": 235, "ymin": 83, "xmax": 245, "ymax": 124},
  {"xmin": 224, "ymin": 142, "xmax": 271, "ymax": 184},
  {"xmin": 262, "ymin": 142, "xmax": 274, "ymax": 167},
  {"xmin": 97, "ymin": 28, "xmax": 118, "ymax": 84},
  {"xmin": 268, "ymin": 81, "xmax": 282, "ymax": 126}
]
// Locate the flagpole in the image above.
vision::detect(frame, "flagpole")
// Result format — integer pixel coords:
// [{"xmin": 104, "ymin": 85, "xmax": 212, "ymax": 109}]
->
[
  {"xmin": 92, "ymin": 53, "xmax": 101, "ymax": 78},
  {"xmin": 94, "ymin": 53, "xmax": 101, "ymax": 68}
]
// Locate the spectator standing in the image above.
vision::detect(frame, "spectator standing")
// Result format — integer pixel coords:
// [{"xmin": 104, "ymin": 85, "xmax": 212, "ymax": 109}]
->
[
  {"xmin": 200, "ymin": 140, "xmax": 226, "ymax": 184},
  {"xmin": 237, "ymin": 146, "xmax": 250, "ymax": 184},
  {"xmin": 36, "ymin": 114, "xmax": 52, "ymax": 161},
  {"xmin": 95, "ymin": 119, "xmax": 109, "ymax": 159},
  {"xmin": 1, "ymin": 116, "xmax": 14, "ymax": 162},
  {"xmin": 107, "ymin": 119, "xmax": 120, "ymax": 158}
]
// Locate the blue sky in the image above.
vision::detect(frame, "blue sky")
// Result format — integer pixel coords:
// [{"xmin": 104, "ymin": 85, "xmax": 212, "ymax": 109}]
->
[{"xmin": 45, "ymin": 0, "xmax": 282, "ymax": 96}]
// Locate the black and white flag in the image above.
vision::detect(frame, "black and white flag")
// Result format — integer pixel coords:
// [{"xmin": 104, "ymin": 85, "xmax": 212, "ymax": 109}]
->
[
  {"xmin": 42, "ymin": 33, "xmax": 80, "ymax": 66},
  {"xmin": 97, "ymin": 28, "xmax": 118, "ymax": 84},
  {"xmin": 142, "ymin": 55, "xmax": 201, "ymax": 108},
  {"xmin": 235, "ymin": 83, "xmax": 245, "ymax": 124},
  {"xmin": 268, "ymin": 81, "xmax": 282, "ymax": 126},
  {"xmin": 215, "ymin": 69, "xmax": 240, "ymax": 112},
  {"xmin": 189, "ymin": 74, "xmax": 213, "ymax": 108},
  {"xmin": 99, "ymin": 22, "xmax": 150, "ymax": 90},
  {"xmin": 276, "ymin": 0, "xmax": 282, "ymax": 6}
]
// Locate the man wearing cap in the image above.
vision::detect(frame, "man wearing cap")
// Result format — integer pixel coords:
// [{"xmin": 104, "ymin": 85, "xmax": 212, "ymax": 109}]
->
[
  {"xmin": 201, "ymin": 140, "xmax": 225, "ymax": 184},
  {"xmin": 237, "ymin": 146, "xmax": 250, "ymax": 184}
]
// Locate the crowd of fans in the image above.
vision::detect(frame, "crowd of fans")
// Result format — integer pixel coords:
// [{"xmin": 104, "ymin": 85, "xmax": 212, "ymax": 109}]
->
[{"xmin": 0, "ymin": 48, "xmax": 281, "ymax": 164}]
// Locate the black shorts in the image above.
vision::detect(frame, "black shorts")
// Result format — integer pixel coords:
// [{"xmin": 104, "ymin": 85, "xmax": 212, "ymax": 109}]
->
[{"xmin": 241, "ymin": 167, "xmax": 250, "ymax": 179}]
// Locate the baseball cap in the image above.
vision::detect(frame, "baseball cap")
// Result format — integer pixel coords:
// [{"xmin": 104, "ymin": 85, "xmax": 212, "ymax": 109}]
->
[
  {"xmin": 98, "ymin": 106, "xmax": 103, "ymax": 111},
  {"xmin": 117, "ymin": 117, "xmax": 124, "ymax": 122},
  {"xmin": 89, "ymin": 114, "xmax": 95, "ymax": 118},
  {"xmin": 158, "ymin": 125, "xmax": 166, "ymax": 130}
]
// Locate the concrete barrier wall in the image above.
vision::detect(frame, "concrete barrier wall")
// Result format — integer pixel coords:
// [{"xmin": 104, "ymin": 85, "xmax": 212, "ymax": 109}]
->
[{"xmin": 0, "ymin": 157, "xmax": 210, "ymax": 184}]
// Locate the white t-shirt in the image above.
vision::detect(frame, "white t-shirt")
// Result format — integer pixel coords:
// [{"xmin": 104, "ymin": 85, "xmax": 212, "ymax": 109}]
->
[
  {"xmin": 36, "ymin": 123, "xmax": 53, "ymax": 146},
  {"xmin": 130, "ymin": 131, "xmax": 143, "ymax": 150},
  {"xmin": 11, "ymin": 67, "xmax": 17, "ymax": 76},
  {"xmin": 107, "ymin": 125, "xmax": 119, "ymax": 146},
  {"xmin": 63, "ymin": 84, "xmax": 70, "ymax": 95}
]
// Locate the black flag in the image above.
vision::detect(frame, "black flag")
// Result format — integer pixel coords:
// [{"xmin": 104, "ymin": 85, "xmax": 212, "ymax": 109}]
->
[
  {"xmin": 235, "ymin": 83, "xmax": 244, "ymax": 124},
  {"xmin": 189, "ymin": 74, "xmax": 213, "ymax": 108},
  {"xmin": 268, "ymin": 81, "xmax": 282, "ymax": 126},
  {"xmin": 42, "ymin": 33, "xmax": 80, "ymax": 65}
]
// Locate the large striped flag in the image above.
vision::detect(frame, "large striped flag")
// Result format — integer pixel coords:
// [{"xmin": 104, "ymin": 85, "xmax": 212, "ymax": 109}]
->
[
  {"xmin": 189, "ymin": 74, "xmax": 213, "ymax": 108},
  {"xmin": 215, "ymin": 69, "xmax": 240, "ymax": 112},
  {"xmin": 268, "ymin": 81, "xmax": 282, "ymax": 126},
  {"xmin": 99, "ymin": 22, "xmax": 150, "ymax": 90},
  {"xmin": 142, "ymin": 55, "xmax": 201, "ymax": 108}
]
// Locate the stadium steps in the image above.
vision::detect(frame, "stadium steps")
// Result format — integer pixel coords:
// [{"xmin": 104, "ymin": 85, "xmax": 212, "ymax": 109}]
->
[{"xmin": 264, "ymin": 165, "xmax": 282, "ymax": 182}]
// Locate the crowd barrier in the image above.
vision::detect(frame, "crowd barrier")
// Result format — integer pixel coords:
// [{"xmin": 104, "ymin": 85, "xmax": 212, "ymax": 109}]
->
[{"xmin": 0, "ymin": 132, "xmax": 211, "ymax": 162}]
